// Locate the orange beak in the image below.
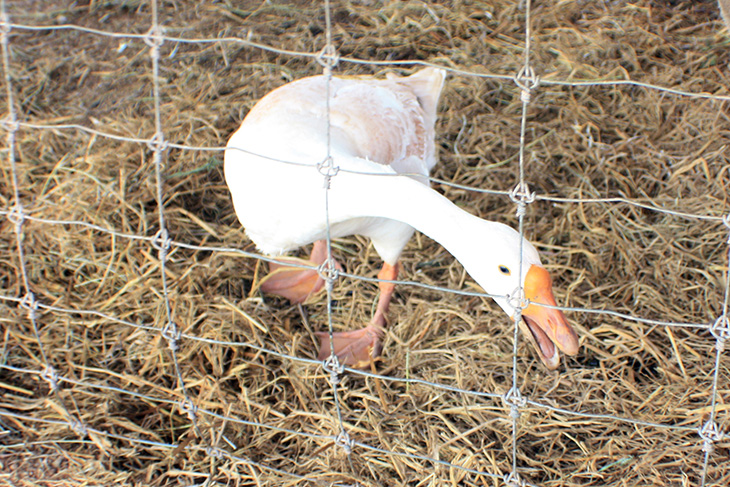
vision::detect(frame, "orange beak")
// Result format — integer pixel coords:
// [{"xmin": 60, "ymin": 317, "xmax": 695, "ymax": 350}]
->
[{"xmin": 519, "ymin": 265, "xmax": 579, "ymax": 369}]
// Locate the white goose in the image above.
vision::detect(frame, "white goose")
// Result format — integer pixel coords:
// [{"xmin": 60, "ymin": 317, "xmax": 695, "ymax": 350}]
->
[{"xmin": 224, "ymin": 68, "xmax": 579, "ymax": 369}]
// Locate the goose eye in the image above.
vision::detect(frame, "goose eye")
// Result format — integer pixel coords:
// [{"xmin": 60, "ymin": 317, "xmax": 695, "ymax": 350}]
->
[{"xmin": 498, "ymin": 265, "xmax": 511, "ymax": 275}]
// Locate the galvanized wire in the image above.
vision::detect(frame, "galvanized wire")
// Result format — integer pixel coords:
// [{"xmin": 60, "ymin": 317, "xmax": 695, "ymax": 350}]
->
[
  {"xmin": 0, "ymin": 209, "xmax": 718, "ymax": 330},
  {"xmin": 146, "ymin": 0, "xmax": 203, "ymax": 446},
  {"xmin": 0, "ymin": 2, "xmax": 727, "ymax": 485},
  {"xmin": 504, "ymin": 1, "xmax": 537, "ymax": 484},
  {"xmin": 9, "ymin": 120, "xmax": 726, "ymax": 223},
  {"xmin": 700, "ymin": 214, "xmax": 730, "ymax": 486},
  {"xmin": 0, "ymin": 0, "xmax": 87, "ymax": 448},
  {"xmin": 5, "ymin": 21, "xmax": 730, "ymax": 102},
  {"xmin": 315, "ymin": 0, "xmax": 355, "ymax": 465}
]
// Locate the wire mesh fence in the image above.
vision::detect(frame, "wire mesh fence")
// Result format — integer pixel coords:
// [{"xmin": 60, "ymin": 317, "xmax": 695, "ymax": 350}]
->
[{"xmin": 1, "ymin": 1, "xmax": 729, "ymax": 486}]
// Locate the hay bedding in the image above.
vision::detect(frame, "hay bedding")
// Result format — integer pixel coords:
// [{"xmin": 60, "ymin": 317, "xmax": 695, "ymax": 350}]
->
[{"xmin": 0, "ymin": 0, "xmax": 728, "ymax": 485}]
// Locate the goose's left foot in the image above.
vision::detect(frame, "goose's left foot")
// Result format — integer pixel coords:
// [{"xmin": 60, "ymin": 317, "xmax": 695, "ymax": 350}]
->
[
  {"xmin": 315, "ymin": 263, "xmax": 399, "ymax": 369},
  {"xmin": 316, "ymin": 324, "xmax": 384, "ymax": 369},
  {"xmin": 258, "ymin": 240, "xmax": 341, "ymax": 304}
]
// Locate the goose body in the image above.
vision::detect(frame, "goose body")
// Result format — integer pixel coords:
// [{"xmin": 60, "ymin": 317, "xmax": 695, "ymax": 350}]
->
[{"xmin": 224, "ymin": 68, "xmax": 579, "ymax": 369}]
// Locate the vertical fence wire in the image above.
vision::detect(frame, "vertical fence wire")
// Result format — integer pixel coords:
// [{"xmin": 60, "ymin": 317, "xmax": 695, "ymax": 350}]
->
[
  {"xmin": 316, "ymin": 0, "xmax": 355, "ymax": 466},
  {"xmin": 146, "ymin": 0, "xmax": 203, "ymax": 444},
  {"xmin": 503, "ymin": 0, "xmax": 537, "ymax": 484},
  {"xmin": 700, "ymin": 214, "xmax": 730, "ymax": 486},
  {"xmin": 0, "ymin": 0, "xmax": 87, "ymax": 440}
]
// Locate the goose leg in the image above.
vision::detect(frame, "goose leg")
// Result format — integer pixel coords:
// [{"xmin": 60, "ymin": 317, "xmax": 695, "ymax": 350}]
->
[
  {"xmin": 316, "ymin": 262, "xmax": 399, "ymax": 369},
  {"xmin": 259, "ymin": 240, "xmax": 341, "ymax": 304}
]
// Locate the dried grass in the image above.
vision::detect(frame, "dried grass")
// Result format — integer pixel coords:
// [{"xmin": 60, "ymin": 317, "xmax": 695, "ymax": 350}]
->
[{"xmin": 1, "ymin": 1, "xmax": 729, "ymax": 486}]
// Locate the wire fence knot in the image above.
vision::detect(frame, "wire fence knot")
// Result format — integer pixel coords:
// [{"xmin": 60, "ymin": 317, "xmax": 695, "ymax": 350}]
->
[
  {"xmin": 335, "ymin": 430, "xmax": 354, "ymax": 455},
  {"xmin": 40, "ymin": 365, "xmax": 60, "ymax": 392},
  {"xmin": 179, "ymin": 399, "xmax": 198, "ymax": 421},
  {"xmin": 143, "ymin": 25, "xmax": 164, "ymax": 58},
  {"xmin": 1, "ymin": 115, "xmax": 19, "ymax": 133},
  {"xmin": 161, "ymin": 321, "xmax": 181, "ymax": 351},
  {"xmin": 503, "ymin": 470, "xmax": 526, "ymax": 487},
  {"xmin": 147, "ymin": 131, "xmax": 168, "ymax": 153},
  {"xmin": 710, "ymin": 314, "xmax": 729, "ymax": 352},
  {"xmin": 317, "ymin": 258, "xmax": 340, "ymax": 291},
  {"xmin": 699, "ymin": 420, "xmax": 724, "ymax": 454},
  {"xmin": 514, "ymin": 65, "xmax": 539, "ymax": 104},
  {"xmin": 317, "ymin": 156, "xmax": 340, "ymax": 188},
  {"xmin": 316, "ymin": 44, "xmax": 339, "ymax": 73},
  {"xmin": 502, "ymin": 386, "xmax": 526, "ymax": 420},
  {"xmin": 152, "ymin": 228, "xmax": 172, "ymax": 253},
  {"xmin": 19, "ymin": 291, "xmax": 39, "ymax": 321},
  {"xmin": 509, "ymin": 182, "xmax": 536, "ymax": 218},
  {"xmin": 205, "ymin": 446, "xmax": 225, "ymax": 459},
  {"xmin": 507, "ymin": 287, "xmax": 529, "ymax": 320},
  {"xmin": 68, "ymin": 419, "xmax": 88, "ymax": 437},
  {"xmin": 7, "ymin": 203, "xmax": 25, "ymax": 232},
  {"xmin": 322, "ymin": 353, "xmax": 345, "ymax": 385}
]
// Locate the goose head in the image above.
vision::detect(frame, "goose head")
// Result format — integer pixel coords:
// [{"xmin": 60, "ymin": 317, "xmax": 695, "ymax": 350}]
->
[{"xmin": 463, "ymin": 223, "xmax": 579, "ymax": 369}]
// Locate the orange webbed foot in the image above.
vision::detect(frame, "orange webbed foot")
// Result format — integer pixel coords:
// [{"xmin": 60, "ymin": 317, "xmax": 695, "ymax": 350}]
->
[
  {"xmin": 313, "ymin": 262, "xmax": 399, "ymax": 369},
  {"xmin": 315, "ymin": 325, "xmax": 384, "ymax": 370},
  {"xmin": 258, "ymin": 240, "xmax": 341, "ymax": 304},
  {"xmin": 259, "ymin": 258, "xmax": 323, "ymax": 303}
]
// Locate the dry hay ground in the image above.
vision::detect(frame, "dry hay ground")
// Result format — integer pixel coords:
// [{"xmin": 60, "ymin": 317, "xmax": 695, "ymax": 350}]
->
[{"xmin": 1, "ymin": 0, "xmax": 729, "ymax": 486}]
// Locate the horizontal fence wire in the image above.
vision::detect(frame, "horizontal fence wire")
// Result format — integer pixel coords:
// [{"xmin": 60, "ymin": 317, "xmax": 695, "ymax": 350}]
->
[
  {"xmin": 5, "ymin": 120, "xmax": 727, "ymax": 223},
  {"xmin": 6, "ymin": 21, "xmax": 730, "ymax": 101},
  {"xmin": 0, "ymin": 210, "xmax": 719, "ymax": 329},
  {"xmin": 1, "ymin": 2, "xmax": 729, "ymax": 486}
]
